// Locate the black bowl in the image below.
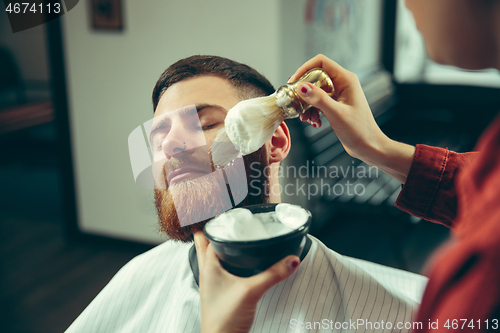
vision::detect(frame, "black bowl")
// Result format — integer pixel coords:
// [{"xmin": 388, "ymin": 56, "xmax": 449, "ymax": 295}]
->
[{"xmin": 203, "ymin": 203, "xmax": 312, "ymax": 277}]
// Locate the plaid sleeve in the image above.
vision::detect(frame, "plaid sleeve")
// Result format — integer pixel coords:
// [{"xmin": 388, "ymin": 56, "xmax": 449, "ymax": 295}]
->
[{"xmin": 395, "ymin": 144, "xmax": 478, "ymax": 227}]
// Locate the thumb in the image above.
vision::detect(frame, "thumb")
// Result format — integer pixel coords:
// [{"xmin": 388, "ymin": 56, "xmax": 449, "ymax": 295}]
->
[
  {"xmin": 193, "ymin": 231, "xmax": 209, "ymax": 270},
  {"xmin": 296, "ymin": 82, "xmax": 343, "ymax": 120},
  {"xmin": 248, "ymin": 255, "xmax": 300, "ymax": 297}
]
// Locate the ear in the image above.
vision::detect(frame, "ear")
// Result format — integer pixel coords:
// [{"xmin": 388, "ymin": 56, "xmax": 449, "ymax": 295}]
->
[{"xmin": 267, "ymin": 122, "xmax": 291, "ymax": 164}]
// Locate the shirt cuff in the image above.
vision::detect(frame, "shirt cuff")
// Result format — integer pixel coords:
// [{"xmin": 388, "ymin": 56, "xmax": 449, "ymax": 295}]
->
[{"xmin": 395, "ymin": 144, "xmax": 455, "ymax": 226}]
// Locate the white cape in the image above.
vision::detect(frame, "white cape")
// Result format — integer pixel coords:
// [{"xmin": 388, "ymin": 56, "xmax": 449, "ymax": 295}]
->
[{"xmin": 65, "ymin": 235, "xmax": 427, "ymax": 333}]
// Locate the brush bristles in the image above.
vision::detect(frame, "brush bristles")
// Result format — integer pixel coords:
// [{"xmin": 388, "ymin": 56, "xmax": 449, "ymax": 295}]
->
[
  {"xmin": 232, "ymin": 93, "xmax": 286, "ymax": 144},
  {"xmin": 210, "ymin": 93, "xmax": 287, "ymax": 166},
  {"xmin": 213, "ymin": 127, "xmax": 231, "ymax": 145},
  {"xmin": 210, "ymin": 128, "xmax": 240, "ymax": 167},
  {"xmin": 275, "ymin": 92, "xmax": 289, "ymax": 109},
  {"xmin": 258, "ymin": 105, "xmax": 286, "ymax": 135}
]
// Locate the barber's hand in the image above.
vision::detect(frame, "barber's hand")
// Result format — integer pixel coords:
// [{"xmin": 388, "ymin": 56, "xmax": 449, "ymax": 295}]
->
[
  {"xmin": 289, "ymin": 54, "xmax": 415, "ymax": 182},
  {"xmin": 194, "ymin": 231, "xmax": 300, "ymax": 333},
  {"xmin": 289, "ymin": 54, "xmax": 387, "ymax": 163}
]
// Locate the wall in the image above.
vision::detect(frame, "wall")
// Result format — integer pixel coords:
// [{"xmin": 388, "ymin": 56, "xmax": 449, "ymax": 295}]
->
[
  {"xmin": 280, "ymin": 0, "xmax": 384, "ymax": 82},
  {"xmin": 63, "ymin": 0, "xmax": 282, "ymax": 244}
]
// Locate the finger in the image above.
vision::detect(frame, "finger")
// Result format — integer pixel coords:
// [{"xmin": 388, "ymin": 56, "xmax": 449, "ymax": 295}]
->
[
  {"xmin": 299, "ymin": 109, "xmax": 322, "ymax": 128},
  {"xmin": 290, "ymin": 54, "xmax": 345, "ymax": 81},
  {"xmin": 202, "ymin": 243, "xmax": 236, "ymax": 283},
  {"xmin": 310, "ymin": 109, "xmax": 320, "ymax": 124},
  {"xmin": 289, "ymin": 54, "xmax": 357, "ymax": 96},
  {"xmin": 299, "ymin": 109, "xmax": 312, "ymax": 123},
  {"xmin": 248, "ymin": 255, "xmax": 300, "ymax": 297},
  {"xmin": 309, "ymin": 106, "xmax": 321, "ymax": 115},
  {"xmin": 297, "ymin": 83, "xmax": 344, "ymax": 121},
  {"xmin": 193, "ymin": 231, "xmax": 209, "ymax": 270},
  {"xmin": 204, "ymin": 242, "xmax": 224, "ymax": 270},
  {"xmin": 308, "ymin": 107, "xmax": 323, "ymax": 125}
]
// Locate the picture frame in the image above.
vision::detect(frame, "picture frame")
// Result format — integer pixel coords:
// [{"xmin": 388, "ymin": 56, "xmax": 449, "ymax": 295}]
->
[{"xmin": 90, "ymin": 0, "xmax": 124, "ymax": 31}]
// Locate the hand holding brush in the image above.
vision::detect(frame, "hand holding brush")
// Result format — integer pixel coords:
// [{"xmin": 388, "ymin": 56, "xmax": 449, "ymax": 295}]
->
[
  {"xmin": 211, "ymin": 67, "xmax": 335, "ymax": 167},
  {"xmin": 289, "ymin": 54, "xmax": 415, "ymax": 183}
]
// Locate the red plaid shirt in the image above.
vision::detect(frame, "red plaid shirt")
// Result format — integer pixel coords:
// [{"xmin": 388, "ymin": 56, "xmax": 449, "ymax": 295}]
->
[{"xmin": 396, "ymin": 113, "xmax": 500, "ymax": 332}]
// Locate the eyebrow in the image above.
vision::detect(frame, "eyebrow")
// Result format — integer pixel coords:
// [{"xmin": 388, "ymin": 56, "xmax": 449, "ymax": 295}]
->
[{"xmin": 195, "ymin": 103, "xmax": 228, "ymax": 114}]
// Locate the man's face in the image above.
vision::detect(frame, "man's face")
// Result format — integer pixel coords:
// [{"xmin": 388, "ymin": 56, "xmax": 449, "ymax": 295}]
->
[{"xmin": 152, "ymin": 75, "xmax": 269, "ymax": 242}]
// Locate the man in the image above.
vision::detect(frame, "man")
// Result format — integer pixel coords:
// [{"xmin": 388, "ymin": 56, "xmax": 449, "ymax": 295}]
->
[
  {"xmin": 149, "ymin": 56, "xmax": 277, "ymax": 241},
  {"xmin": 65, "ymin": 56, "xmax": 426, "ymax": 333}
]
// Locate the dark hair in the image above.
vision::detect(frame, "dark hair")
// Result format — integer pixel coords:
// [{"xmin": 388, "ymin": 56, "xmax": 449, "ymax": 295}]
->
[{"xmin": 152, "ymin": 55, "xmax": 275, "ymax": 112}]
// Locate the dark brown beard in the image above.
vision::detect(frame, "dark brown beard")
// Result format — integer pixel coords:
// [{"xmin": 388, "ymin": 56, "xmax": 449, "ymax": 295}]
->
[{"xmin": 154, "ymin": 147, "xmax": 269, "ymax": 243}]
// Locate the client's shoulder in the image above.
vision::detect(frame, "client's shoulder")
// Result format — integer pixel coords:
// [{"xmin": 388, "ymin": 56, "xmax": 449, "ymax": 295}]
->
[
  {"xmin": 111, "ymin": 240, "xmax": 192, "ymax": 285},
  {"xmin": 132, "ymin": 239, "xmax": 191, "ymax": 264}
]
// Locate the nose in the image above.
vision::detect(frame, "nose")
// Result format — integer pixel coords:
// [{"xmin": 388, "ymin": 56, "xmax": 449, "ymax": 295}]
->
[{"xmin": 160, "ymin": 123, "xmax": 190, "ymax": 159}]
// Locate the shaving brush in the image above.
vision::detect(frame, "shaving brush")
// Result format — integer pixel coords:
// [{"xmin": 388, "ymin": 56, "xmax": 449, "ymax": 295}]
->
[{"xmin": 211, "ymin": 68, "xmax": 334, "ymax": 167}]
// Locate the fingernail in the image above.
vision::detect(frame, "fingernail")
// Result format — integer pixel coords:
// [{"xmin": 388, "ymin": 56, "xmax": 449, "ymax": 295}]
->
[
  {"xmin": 298, "ymin": 84, "xmax": 311, "ymax": 97},
  {"xmin": 287, "ymin": 258, "xmax": 300, "ymax": 272},
  {"xmin": 312, "ymin": 123, "xmax": 317, "ymax": 128},
  {"xmin": 287, "ymin": 76, "xmax": 292, "ymax": 83}
]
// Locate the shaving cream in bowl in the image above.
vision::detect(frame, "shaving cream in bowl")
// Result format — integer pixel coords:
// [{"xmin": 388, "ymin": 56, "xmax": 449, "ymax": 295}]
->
[{"xmin": 203, "ymin": 203, "xmax": 312, "ymax": 277}]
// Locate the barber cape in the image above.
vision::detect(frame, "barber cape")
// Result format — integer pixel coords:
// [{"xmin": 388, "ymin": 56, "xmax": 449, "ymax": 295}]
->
[{"xmin": 65, "ymin": 235, "xmax": 427, "ymax": 333}]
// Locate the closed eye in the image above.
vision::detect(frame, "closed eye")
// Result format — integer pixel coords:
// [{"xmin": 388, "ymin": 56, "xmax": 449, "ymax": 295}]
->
[{"xmin": 201, "ymin": 124, "xmax": 216, "ymax": 131}]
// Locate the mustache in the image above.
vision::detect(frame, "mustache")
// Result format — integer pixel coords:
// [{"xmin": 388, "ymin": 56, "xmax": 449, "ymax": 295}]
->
[{"xmin": 160, "ymin": 145, "xmax": 214, "ymax": 187}]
